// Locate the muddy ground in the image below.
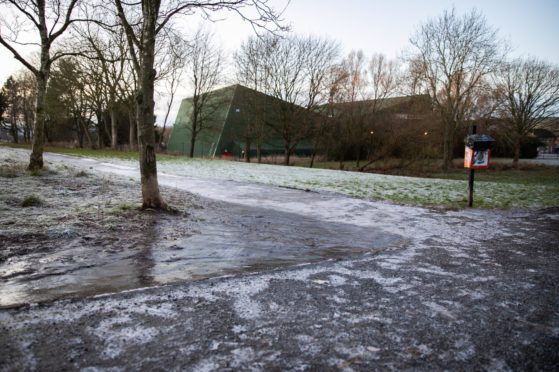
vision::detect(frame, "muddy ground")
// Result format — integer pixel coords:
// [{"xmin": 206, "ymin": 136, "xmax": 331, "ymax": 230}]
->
[{"xmin": 0, "ymin": 148, "xmax": 558, "ymax": 370}]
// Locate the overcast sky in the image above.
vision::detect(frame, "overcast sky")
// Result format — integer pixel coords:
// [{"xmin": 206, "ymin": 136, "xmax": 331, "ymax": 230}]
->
[{"xmin": 1, "ymin": 0, "xmax": 557, "ymax": 125}]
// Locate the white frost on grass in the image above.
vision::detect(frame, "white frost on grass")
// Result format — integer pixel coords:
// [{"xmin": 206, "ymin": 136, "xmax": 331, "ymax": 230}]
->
[
  {"xmin": 93, "ymin": 154, "xmax": 555, "ymax": 209},
  {"xmin": 26, "ymin": 148, "xmax": 528, "ymax": 253}
]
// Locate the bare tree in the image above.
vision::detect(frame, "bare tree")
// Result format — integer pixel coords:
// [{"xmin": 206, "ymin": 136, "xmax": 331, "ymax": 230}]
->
[
  {"xmin": 112, "ymin": 0, "xmax": 283, "ymax": 209},
  {"xmin": 357, "ymin": 53, "xmax": 401, "ymax": 171},
  {"xmin": 234, "ymin": 35, "xmax": 275, "ymax": 162},
  {"xmin": 240, "ymin": 34, "xmax": 338, "ymax": 165},
  {"xmin": 0, "ymin": 0, "xmax": 82, "ymax": 169},
  {"xmin": 495, "ymin": 58, "xmax": 559, "ymax": 167},
  {"xmin": 408, "ymin": 8, "xmax": 505, "ymax": 170},
  {"xmin": 1, "ymin": 76, "xmax": 20, "ymax": 143},
  {"xmin": 83, "ymin": 26, "xmax": 128, "ymax": 149},
  {"xmin": 46, "ymin": 57, "xmax": 94, "ymax": 147},
  {"xmin": 16, "ymin": 70, "xmax": 37, "ymax": 143},
  {"xmin": 0, "ymin": 89, "xmax": 6, "ymax": 132},
  {"xmin": 158, "ymin": 33, "xmax": 188, "ymax": 149},
  {"xmin": 186, "ymin": 27, "xmax": 223, "ymax": 158},
  {"xmin": 331, "ymin": 50, "xmax": 368, "ymax": 168}
]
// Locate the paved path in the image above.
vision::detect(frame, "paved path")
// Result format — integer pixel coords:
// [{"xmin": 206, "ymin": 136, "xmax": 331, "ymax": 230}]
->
[{"xmin": 1, "ymin": 150, "xmax": 558, "ymax": 370}]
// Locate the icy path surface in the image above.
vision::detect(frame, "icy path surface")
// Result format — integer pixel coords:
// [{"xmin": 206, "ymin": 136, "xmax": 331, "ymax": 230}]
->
[
  {"xmin": 2, "ymin": 148, "xmax": 558, "ymax": 370},
  {"xmin": 44, "ymin": 151, "xmax": 513, "ymax": 246}
]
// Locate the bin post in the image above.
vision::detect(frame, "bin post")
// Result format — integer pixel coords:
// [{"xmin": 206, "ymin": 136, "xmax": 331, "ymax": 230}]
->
[{"xmin": 467, "ymin": 125, "xmax": 476, "ymax": 207}]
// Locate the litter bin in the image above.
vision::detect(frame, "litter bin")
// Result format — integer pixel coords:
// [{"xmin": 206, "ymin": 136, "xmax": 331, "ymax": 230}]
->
[{"xmin": 464, "ymin": 134, "xmax": 495, "ymax": 169}]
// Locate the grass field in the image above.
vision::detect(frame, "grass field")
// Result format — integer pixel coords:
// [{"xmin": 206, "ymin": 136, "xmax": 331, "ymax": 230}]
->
[{"xmin": 3, "ymin": 143, "xmax": 557, "ymax": 209}]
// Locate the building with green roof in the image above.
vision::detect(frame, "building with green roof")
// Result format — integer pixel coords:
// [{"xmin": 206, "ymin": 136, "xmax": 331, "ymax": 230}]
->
[{"xmin": 166, "ymin": 84, "xmax": 312, "ymax": 158}]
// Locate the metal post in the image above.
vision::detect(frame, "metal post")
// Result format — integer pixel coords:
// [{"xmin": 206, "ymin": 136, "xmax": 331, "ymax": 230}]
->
[{"xmin": 467, "ymin": 125, "xmax": 477, "ymax": 207}]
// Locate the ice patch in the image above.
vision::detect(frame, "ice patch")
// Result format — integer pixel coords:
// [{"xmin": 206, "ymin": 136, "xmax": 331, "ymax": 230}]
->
[
  {"xmin": 328, "ymin": 274, "xmax": 348, "ymax": 286},
  {"xmin": 423, "ymin": 301, "xmax": 456, "ymax": 320},
  {"xmin": 89, "ymin": 314, "xmax": 161, "ymax": 359}
]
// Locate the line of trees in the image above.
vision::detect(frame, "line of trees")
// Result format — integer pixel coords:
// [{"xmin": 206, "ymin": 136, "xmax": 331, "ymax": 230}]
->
[
  {"xmin": 0, "ymin": 0, "xmax": 284, "ymax": 209},
  {"xmin": 1, "ymin": 4, "xmax": 558, "ymax": 208}
]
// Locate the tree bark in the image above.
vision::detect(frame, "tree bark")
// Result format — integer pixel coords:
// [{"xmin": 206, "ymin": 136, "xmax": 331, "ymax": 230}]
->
[
  {"xmin": 310, "ymin": 150, "xmax": 316, "ymax": 168},
  {"xmin": 513, "ymin": 136, "xmax": 520, "ymax": 168},
  {"xmin": 110, "ymin": 108, "xmax": 118, "ymax": 149},
  {"xmin": 256, "ymin": 143, "xmax": 262, "ymax": 163},
  {"xmin": 28, "ymin": 72, "xmax": 48, "ymax": 170},
  {"xmin": 284, "ymin": 146, "xmax": 290, "ymax": 166},
  {"xmin": 136, "ymin": 4, "xmax": 165, "ymax": 209},
  {"xmin": 128, "ymin": 109, "xmax": 137, "ymax": 150},
  {"xmin": 10, "ymin": 114, "xmax": 18, "ymax": 143},
  {"xmin": 244, "ymin": 140, "xmax": 251, "ymax": 162},
  {"xmin": 189, "ymin": 132, "xmax": 196, "ymax": 158},
  {"xmin": 442, "ymin": 120, "xmax": 451, "ymax": 171}
]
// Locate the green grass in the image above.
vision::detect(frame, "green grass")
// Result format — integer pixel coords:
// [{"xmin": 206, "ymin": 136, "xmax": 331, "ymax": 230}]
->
[
  {"xmin": 2, "ymin": 142, "xmax": 557, "ymax": 209},
  {"xmin": 432, "ymin": 168, "xmax": 559, "ymax": 186},
  {"xmin": 20, "ymin": 194, "xmax": 42, "ymax": 207},
  {"xmin": 0, "ymin": 142, "xmax": 178, "ymax": 161}
]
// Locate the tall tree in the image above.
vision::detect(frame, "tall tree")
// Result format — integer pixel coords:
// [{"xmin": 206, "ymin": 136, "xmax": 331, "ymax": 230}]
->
[
  {"xmin": 186, "ymin": 27, "xmax": 223, "ymax": 158},
  {"xmin": 0, "ymin": 0, "xmax": 82, "ymax": 169},
  {"xmin": 234, "ymin": 35, "xmax": 275, "ymax": 163},
  {"xmin": 45, "ymin": 58, "xmax": 93, "ymax": 147},
  {"xmin": 495, "ymin": 58, "xmax": 559, "ymax": 167},
  {"xmin": 408, "ymin": 8, "xmax": 504, "ymax": 170},
  {"xmin": 158, "ymin": 33, "xmax": 188, "ymax": 150},
  {"xmin": 15, "ymin": 70, "xmax": 37, "ymax": 143},
  {"xmin": 112, "ymin": 0, "xmax": 283, "ymax": 209},
  {"xmin": 1, "ymin": 76, "xmax": 21, "ymax": 143},
  {"xmin": 83, "ymin": 26, "xmax": 128, "ymax": 149},
  {"xmin": 237, "ymin": 34, "xmax": 338, "ymax": 165},
  {"xmin": 330, "ymin": 50, "xmax": 368, "ymax": 168},
  {"xmin": 357, "ymin": 53, "xmax": 401, "ymax": 171},
  {"xmin": 0, "ymin": 89, "xmax": 7, "ymax": 131}
]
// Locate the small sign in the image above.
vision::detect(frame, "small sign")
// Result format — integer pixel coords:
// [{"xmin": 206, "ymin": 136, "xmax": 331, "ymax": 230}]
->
[{"xmin": 464, "ymin": 147, "xmax": 491, "ymax": 169}]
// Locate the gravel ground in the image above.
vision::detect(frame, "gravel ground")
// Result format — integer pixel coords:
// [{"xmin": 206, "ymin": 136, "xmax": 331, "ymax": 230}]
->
[{"xmin": 0, "ymin": 148, "xmax": 558, "ymax": 370}]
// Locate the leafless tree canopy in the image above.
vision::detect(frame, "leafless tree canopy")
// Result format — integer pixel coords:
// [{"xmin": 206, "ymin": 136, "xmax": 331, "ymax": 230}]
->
[
  {"xmin": 234, "ymin": 34, "xmax": 339, "ymax": 165},
  {"xmin": 110, "ymin": 0, "xmax": 285, "ymax": 208},
  {"xmin": 408, "ymin": 8, "xmax": 505, "ymax": 169},
  {"xmin": 495, "ymin": 58, "xmax": 559, "ymax": 166},
  {"xmin": 0, "ymin": 0, "xmax": 83, "ymax": 169},
  {"xmin": 186, "ymin": 27, "xmax": 223, "ymax": 158}
]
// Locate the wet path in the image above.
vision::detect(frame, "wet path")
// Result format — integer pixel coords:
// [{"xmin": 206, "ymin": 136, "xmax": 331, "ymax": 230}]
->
[
  {"xmin": 1, "ymin": 150, "xmax": 405, "ymax": 307},
  {"xmin": 2, "ymin": 149, "xmax": 558, "ymax": 370},
  {"xmin": 0, "ymin": 201, "xmax": 402, "ymax": 307},
  {"xmin": 1, "ymin": 149, "xmax": 548, "ymax": 307}
]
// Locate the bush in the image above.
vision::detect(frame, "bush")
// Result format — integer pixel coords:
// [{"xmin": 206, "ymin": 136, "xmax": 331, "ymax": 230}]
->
[{"xmin": 21, "ymin": 194, "xmax": 42, "ymax": 207}]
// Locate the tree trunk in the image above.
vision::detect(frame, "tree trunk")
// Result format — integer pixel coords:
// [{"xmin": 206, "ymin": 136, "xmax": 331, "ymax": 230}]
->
[
  {"xmin": 28, "ymin": 72, "xmax": 48, "ymax": 170},
  {"xmin": 310, "ymin": 150, "xmax": 316, "ymax": 168},
  {"xmin": 128, "ymin": 109, "xmax": 137, "ymax": 150},
  {"xmin": 136, "ymin": 6, "xmax": 165, "ymax": 209},
  {"xmin": 189, "ymin": 131, "xmax": 196, "ymax": 158},
  {"xmin": 244, "ymin": 140, "xmax": 251, "ymax": 162},
  {"xmin": 256, "ymin": 143, "xmax": 262, "ymax": 163},
  {"xmin": 104, "ymin": 111, "xmax": 112, "ymax": 146},
  {"xmin": 442, "ymin": 121, "xmax": 451, "ymax": 171},
  {"xmin": 110, "ymin": 108, "xmax": 118, "ymax": 149},
  {"xmin": 76, "ymin": 118, "xmax": 84, "ymax": 148},
  {"xmin": 284, "ymin": 145, "xmax": 290, "ymax": 166},
  {"xmin": 84, "ymin": 126, "xmax": 93, "ymax": 148},
  {"xmin": 10, "ymin": 115, "xmax": 18, "ymax": 143},
  {"xmin": 513, "ymin": 136, "xmax": 520, "ymax": 168},
  {"xmin": 23, "ymin": 109, "xmax": 31, "ymax": 143}
]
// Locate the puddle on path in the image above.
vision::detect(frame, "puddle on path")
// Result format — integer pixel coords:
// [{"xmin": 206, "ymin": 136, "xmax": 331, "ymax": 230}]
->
[{"xmin": 0, "ymin": 201, "xmax": 402, "ymax": 307}]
